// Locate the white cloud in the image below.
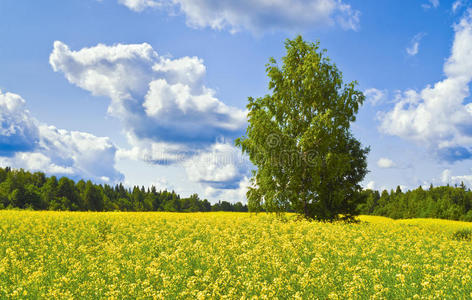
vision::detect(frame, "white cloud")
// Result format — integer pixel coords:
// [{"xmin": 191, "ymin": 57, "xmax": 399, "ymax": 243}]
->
[
  {"xmin": 441, "ymin": 169, "xmax": 452, "ymax": 183},
  {"xmin": 377, "ymin": 158, "xmax": 395, "ymax": 168},
  {"xmin": 50, "ymin": 41, "xmax": 249, "ymax": 194},
  {"xmin": 143, "ymin": 78, "xmax": 246, "ymax": 137},
  {"xmin": 441, "ymin": 169, "xmax": 472, "ymax": 186},
  {"xmin": 406, "ymin": 43, "xmax": 419, "ymax": 56},
  {"xmin": 204, "ymin": 176, "xmax": 250, "ymax": 203},
  {"xmin": 452, "ymin": 1, "xmax": 462, "ymax": 13},
  {"xmin": 49, "ymin": 41, "xmax": 246, "ymax": 148},
  {"xmin": 118, "ymin": 0, "xmax": 161, "ymax": 12},
  {"xmin": 365, "ymin": 180, "xmax": 376, "ymax": 190},
  {"xmin": 49, "ymin": 41, "xmax": 157, "ymax": 105},
  {"xmin": 364, "ymin": 88, "xmax": 387, "ymax": 106},
  {"xmin": 422, "ymin": 0, "xmax": 439, "ymax": 9},
  {"xmin": 183, "ymin": 142, "xmax": 250, "ymax": 189},
  {"xmin": 13, "ymin": 152, "xmax": 74, "ymax": 174},
  {"xmin": 0, "ymin": 89, "xmax": 123, "ymax": 183},
  {"xmin": 118, "ymin": 0, "xmax": 361, "ymax": 33},
  {"xmin": 116, "ymin": 134, "xmax": 189, "ymax": 164},
  {"xmin": 406, "ymin": 33, "xmax": 426, "ymax": 56},
  {"xmin": 380, "ymin": 10, "xmax": 472, "ymax": 162},
  {"xmin": 0, "ymin": 90, "xmax": 39, "ymax": 156},
  {"xmin": 152, "ymin": 177, "xmax": 175, "ymax": 191},
  {"xmin": 38, "ymin": 125, "xmax": 123, "ymax": 182}
]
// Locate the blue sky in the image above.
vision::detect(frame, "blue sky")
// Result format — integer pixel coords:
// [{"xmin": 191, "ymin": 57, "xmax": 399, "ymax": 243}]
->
[{"xmin": 1, "ymin": 0, "xmax": 472, "ymax": 202}]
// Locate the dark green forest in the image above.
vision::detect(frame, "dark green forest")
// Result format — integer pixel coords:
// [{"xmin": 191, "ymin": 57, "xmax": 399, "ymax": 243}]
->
[
  {"xmin": 0, "ymin": 167, "xmax": 248, "ymax": 212},
  {"xmin": 359, "ymin": 184, "xmax": 472, "ymax": 221},
  {"xmin": 3, "ymin": 166, "xmax": 472, "ymax": 222}
]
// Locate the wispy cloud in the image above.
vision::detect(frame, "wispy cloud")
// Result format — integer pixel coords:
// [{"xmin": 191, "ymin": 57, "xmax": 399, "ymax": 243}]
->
[
  {"xmin": 364, "ymin": 88, "xmax": 388, "ymax": 106},
  {"xmin": 117, "ymin": 0, "xmax": 162, "ymax": 12},
  {"xmin": 452, "ymin": 0, "xmax": 462, "ymax": 13},
  {"xmin": 422, "ymin": 0, "xmax": 439, "ymax": 9},
  {"xmin": 406, "ymin": 33, "xmax": 426, "ymax": 56}
]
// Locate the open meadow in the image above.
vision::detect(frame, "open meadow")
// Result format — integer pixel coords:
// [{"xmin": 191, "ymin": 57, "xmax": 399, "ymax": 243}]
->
[{"xmin": 1, "ymin": 211, "xmax": 472, "ymax": 299}]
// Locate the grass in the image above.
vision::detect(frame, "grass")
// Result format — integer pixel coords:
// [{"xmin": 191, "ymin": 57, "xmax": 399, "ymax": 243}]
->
[{"xmin": 0, "ymin": 211, "xmax": 472, "ymax": 298}]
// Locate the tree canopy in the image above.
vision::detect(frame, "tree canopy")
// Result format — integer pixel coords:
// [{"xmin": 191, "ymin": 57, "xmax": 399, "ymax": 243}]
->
[{"xmin": 236, "ymin": 35, "xmax": 369, "ymax": 221}]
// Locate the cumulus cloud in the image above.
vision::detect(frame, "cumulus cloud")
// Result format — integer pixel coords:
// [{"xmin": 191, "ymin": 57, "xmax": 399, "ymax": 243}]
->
[
  {"xmin": 0, "ymin": 90, "xmax": 123, "ymax": 183},
  {"xmin": 0, "ymin": 90, "xmax": 40, "ymax": 156},
  {"xmin": 50, "ymin": 41, "xmax": 246, "ymax": 146},
  {"xmin": 380, "ymin": 10, "xmax": 472, "ymax": 162},
  {"xmin": 49, "ymin": 42, "xmax": 157, "ymax": 105},
  {"xmin": 38, "ymin": 125, "xmax": 122, "ymax": 182},
  {"xmin": 50, "ymin": 41, "xmax": 248, "ymax": 192},
  {"xmin": 377, "ymin": 158, "xmax": 395, "ymax": 168},
  {"xmin": 117, "ymin": 0, "xmax": 360, "ymax": 33},
  {"xmin": 406, "ymin": 33, "xmax": 426, "ymax": 56},
  {"xmin": 142, "ymin": 78, "xmax": 246, "ymax": 143}
]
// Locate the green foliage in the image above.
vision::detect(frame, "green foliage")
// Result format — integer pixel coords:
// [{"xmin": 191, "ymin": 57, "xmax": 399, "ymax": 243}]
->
[
  {"xmin": 452, "ymin": 228, "xmax": 472, "ymax": 241},
  {"xmin": 236, "ymin": 35, "xmax": 369, "ymax": 221},
  {"xmin": 359, "ymin": 185, "xmax": 472, "ymax": 222},
  {"xmin": 0, "ymin": 166, "xmax": 247, "ymax": 212},
  {"xmin": 84, "ymin": 181, "xmax": 103, "ymax": 211}
]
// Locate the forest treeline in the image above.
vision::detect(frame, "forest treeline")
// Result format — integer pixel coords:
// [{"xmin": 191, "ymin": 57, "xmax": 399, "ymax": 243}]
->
[
  {"xmin": 3, "ymin": 166, "xmax": 472, "ymax": 221},
  {"xmin": 359, "ymin": 184, "xmax": 472, "ymax": 221},
  {"xmin": 0, "ymin": 167, "xmax": 248, "ymax": 212}
]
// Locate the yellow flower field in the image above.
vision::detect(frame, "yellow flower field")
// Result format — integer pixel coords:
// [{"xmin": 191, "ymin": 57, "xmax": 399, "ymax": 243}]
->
[{"xmin": 1, "ymin": 211, "xmax": 472, "ymax": 299}]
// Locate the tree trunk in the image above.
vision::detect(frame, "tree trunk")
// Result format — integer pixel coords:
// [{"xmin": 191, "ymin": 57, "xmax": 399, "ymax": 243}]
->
[{"xmin": 304, "ymin": 198, "xmax": 307, "ymax": 217}]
